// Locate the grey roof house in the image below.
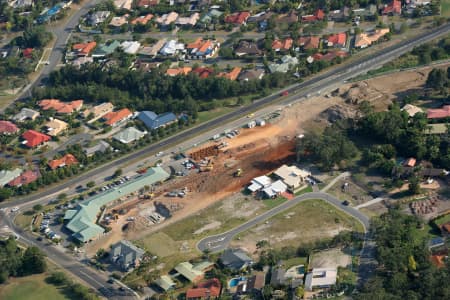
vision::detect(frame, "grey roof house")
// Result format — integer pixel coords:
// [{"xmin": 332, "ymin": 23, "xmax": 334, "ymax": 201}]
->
[
  {"xmin": 220, "ymin": 249, "xmax": 253, "ymax": 270},
  {"xmin": 138, "ymin": 111, "xmax": 177, "ymax": 130},
  {"xmin": 12, "ymin": 108, "xmax": 40, "ymax": 122},
  {"xmin": 110, "ymin": 240, "xmax": 145, "ymax": 271},
  {"xmin": 83, "ymin": 140, "xmax": 111, "ymax": 157},
  {"xmin": 0, "ymin": 168, "xmax": 22, "ymax": 187},
  {"xmin": 113, "ymin": 127, "xmax": 147, "ymax": 144}
]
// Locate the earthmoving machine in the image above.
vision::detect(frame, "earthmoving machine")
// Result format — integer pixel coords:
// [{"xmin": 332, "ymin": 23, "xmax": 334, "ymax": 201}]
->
[
  {"xmin": 199, "ymin": 159, "xmax": 214, "ymax": 172},
  {"xmin": 233, "ymin": 168, "xmax": 243, "ymax": 177}
]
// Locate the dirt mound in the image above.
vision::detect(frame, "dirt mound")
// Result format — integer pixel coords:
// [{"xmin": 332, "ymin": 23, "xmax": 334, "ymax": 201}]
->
[{"xmin": 320, "ymin": 104, "xmax": 358, "ymax": 123}]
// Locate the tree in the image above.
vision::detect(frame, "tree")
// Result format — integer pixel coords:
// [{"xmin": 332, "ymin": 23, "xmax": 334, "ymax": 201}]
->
[
  {"xmin": 86, "ymin": 181, "xmax": 95, "ymax": 188},
  {"xmin": 426, "ymin": 68, "xmax": 448, "ymax": 90},
  {"xmin": 21, "ymin": 246, "xmax": 47, "ymax": 275},
  {"xmin": 33, "ymin": 204, "xmax": 43, "ymax": 211},
  {"xmin": 0, "ymin": 188, "xmax": 12, "ymax": 201},
  {"xmin": 47, "ymin": 271, "xmax": 69, "ymax": 285},
  {"xmin": 113, "ymin": 168, "xmax": 122, "ymax": 178},
  {"xmin": 408, "ymin": 176, "xmax": 421, "ymax": 195}
]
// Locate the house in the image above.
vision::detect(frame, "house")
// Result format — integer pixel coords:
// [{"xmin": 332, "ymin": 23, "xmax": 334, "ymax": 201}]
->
[
  {"xmin": 224, "ymin": 11, "xmax": 250, "ymax": 25},
  {"xmin": 401, "ymin": 104, "xmax": 423, "ymax": 117},
  {"xmin": 193, "ymin": 66, "xmax": 214, "ymax": 78},
  {"xmin": 217, "ymin": 67, "xmax": 242, "ymax": 81},
  {"xmin": 426, "ymin": 123, "xmax": 449, "ymax": 135},
  {"xmin": 272, "ymin": 38, "xmax": 293, "ymax": 52},
  {"xmin": 156, "ymin": 12, "xmax": 179, "ymax": 27},
  {"xmin": 220, "ymin": 249, "xmax": 253, "ymax": 270},
  {"xmin": 38, "ymin": 99, "xmax": 84, "ymax": 114},
  {"xmin": 174, "ymin": 261, "xmax": 214, "ymax": 283},
  {"xmin": 21, "ymin": 130, "xmax": 51, "ymax": 148},
  {"xmin": 268, "ymin": 55, "xmax": 298, "ymax": 73},
  {"xmin": 88, "ymin": 11, "xmax": 110, "ymax": 26},
  {"xmin": 72, "ymin": 41, "xmax": 97, "ymax": 57},
  {"xmin": 136, "ymin": 0, "xmax": 159, "ymax": 8},
  {"xmin": 248, "ymin": 175, "xmax": 272, "ymax": 193},
  {"xmin": 326, "ymin": 32, "xmax": 347, "ymax": 47},
  {"xmin": 84, "ymin": 140, "xmax": 111, "ymax": 157},
  {"xmin": 355, "ymin": 28, "xmax": 390, "ymax": 48},
  {"xmin": 110, "ymin": 240, "xmax": 145, "ymax": 271},
  {"xmin": 176, "ymin": 12, "xmax": 200, "ymax": 27},
  {"xmin": 64, "ymin": 167, "xmax": 170, "ymax": 242},
  {"xmin": 138, "ymin": 39, "xmax": 167, "ymax": 58},
  {"xmin": 270, "ymin": 267, "xmax": 286, "ymax": 287},
  {"xmin": 304, "ymin": 268, "xmax": 337, "ymax": 291},
  {"xmin": 72, "ymin": 56, "xmax": 94, "ymax": 68},
  {"xmin": 428, "ymin": 237, "xmax": 445, "ymax": 250},
  {"xmin": 0, "ymin": 168, "xmax": 22, "ymax": 187},
  {"xmin": 186, "ymin": 278, "xmax": 221, "ymax": 300},
  {"xmin": 109, "ymin": 15, "xmax": 129, "ymax": 27},
  {"xmin": 0, "ymin": 120, "xmax": 19, "ymax": 135},
  {"xmin": 113, "ymin": 0, "xmax": 133, "ymax": 10},
  {"xmin": 131, "ymin": 14, "xmax": 154, "ymax": 25},
  {"xmin": 263, "ymin": 180, "xmax": 287, "ymax": 198},
  {"xmin": 103, "ymin": 108, "xmax": 133, "ymax": 126},
  {"xmin": 45, "ymin": 118, "xmax": 68, "ymax": 136},
  {"xmin": 247, "ymin": 272, "xmax": 266, "ymax": 292},
  {"xmin": 302, "ymin": 9, "xmax": 325, "ymax": 22},
  {"xmin": 427, "ymin": 105, "xmax": 450, "ymax": 119},
  {"xmin": 431, "ymin": 254, "xmax": 447, "ymax": 268},
  {"xmin": 159, "ymin": 39, "xmax": 185, "ymax": 56},
  {"xmin": 113, "ymin": 127, "xmax": 147, "ymax": 144},
  {"xmin": 155, "ymin": 275, "xmax": 176, "ymax": 291},
  {"xmin": 92, "ymin": 40, "xmax": 121, "ymax": 58},
  {"xmin": 7, "ymin": 169, "xmax": 40, "ymax": 187},
  {"xmin": 382, "ymin": 0, "xmax": 402, "ymax": 15},
  {"xmin": 12, "ymin": 108, "xmax": 40, "ymax": 122},
  {"xmin": 404, "ymin": 157, "xmax": 417, "ymax": 167},
  {"xmin": 234, "ymin": 41, "xmax": 262, "ymax": 57},
  {"xmin": 22, "ymin": 48, "xmax": 33, "ymax": 59},
  {"xmin": 440, "ymin": 221, "xmax": 450, "ymax": 236},
  {"xmin": 277, "ymin": 11, "xmax": 298, "ymax": 25},
  {"xmin": 121, "ymin": 41, "xmax": 141, "ymax": 54},
  {"xmin": 199, "ymin": 8, "xmax": 223, "ymax": 24},
  {"xmin": 138, "ymin": 111, "xmax": 177, "ymax": 130},
  {"xmin": 274, "ymin": 165, "xmax": 311, "ymax": 191},
  {"xmin": 82, "ymin": 102, "xmax": 114, "ymax": 122},
  {"xmin": 186, "ymin": 38, "xmax": 219, "ymax": 59},
  {"xmin": 166, "ymin": 67, "xmax": 192, "ymax": 76},
  {"xmin": 238, "ymin": 69, "xmax": 265, "ymax": 81},
  {"xmin": 328, "ymin": 7, "xmax": 350, "ymax": 21},
  {"xmin": 48, "ymin": 154, "xmax": 79, "ymax": 170},
  {"xmin": 298, "ymin": 36, "xmax": 321, "ymax": 49},
  {"xmin": 309, "ymin": 51, "xmax": 348, "ymax": 63},
  {"xmin": 248, "ymin": 11, "xmax": 274, "ymax": 24}
]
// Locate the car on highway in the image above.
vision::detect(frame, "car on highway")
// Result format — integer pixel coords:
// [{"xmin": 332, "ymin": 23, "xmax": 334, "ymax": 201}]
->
[
  {"xmin": 10, "ymin": 207, "xmax": 19, "ymax": 213},
  {"xmin": 281, "ymin": 91, "xmax": 289, "ymax": 96},
  {"xmin": 342, "ymin": 200, "xmax": 350, "ymax": 206}
]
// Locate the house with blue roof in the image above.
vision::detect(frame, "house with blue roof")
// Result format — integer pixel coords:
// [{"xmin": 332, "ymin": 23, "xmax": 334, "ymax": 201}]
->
[{"xmin": 138, "ymin": 111, "xmax": 177, "ymax": 130}]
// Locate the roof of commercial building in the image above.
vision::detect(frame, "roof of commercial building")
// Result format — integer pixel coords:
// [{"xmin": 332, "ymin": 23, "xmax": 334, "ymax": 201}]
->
[
  {"xmin": 113, "ymin": 126, "xmax": 147, "ymax": 144},
  {"xmin": 0, "ymin": 168, "xmax": 22, "ymax": 187},
  {"xmin": 64, "ymin": 167, "xmax": 169, "ymax": 242}
]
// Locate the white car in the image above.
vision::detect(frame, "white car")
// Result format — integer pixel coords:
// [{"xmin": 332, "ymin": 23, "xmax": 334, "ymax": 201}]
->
[{"xmin": 10, "ymin": 207, "xmax": 19, "ymax": 213}]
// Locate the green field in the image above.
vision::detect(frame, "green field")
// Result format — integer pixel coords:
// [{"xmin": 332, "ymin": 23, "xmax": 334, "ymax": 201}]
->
[
  {"xmin": 263, "ymin": 196, "xmax": 288, "ymax": 209},
  {"xmin": 442, "ymin": 0, "xmax": 450, "ymax": 17},
  {"xmin": 0, "ymin": 274, "xmax": 70, "ymax": 300},
  {"xmin": 196, "ymin": 106, "xmax": 236, "ymax": 124}
]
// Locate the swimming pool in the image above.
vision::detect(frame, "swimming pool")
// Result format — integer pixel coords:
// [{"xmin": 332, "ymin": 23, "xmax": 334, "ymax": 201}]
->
[{"xmin": 229, "ymin": 276, "xmax": 246, "ymax": 287}]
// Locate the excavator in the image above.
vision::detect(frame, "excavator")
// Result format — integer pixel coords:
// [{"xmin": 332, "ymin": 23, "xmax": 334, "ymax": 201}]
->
[{"xmin": 233, "ymin": 168, "xmax": 243, "ymax": 177}]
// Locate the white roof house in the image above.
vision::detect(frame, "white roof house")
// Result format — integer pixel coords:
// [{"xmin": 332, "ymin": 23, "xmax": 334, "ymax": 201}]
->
[
  {"xmin": 248, "ymin": 175, "xmax": 272, "ymax": 192},
  {"xmin": 113, "ymin": 127, "xmax": 147, "ymax": 144},
  {"xmin": 263, "ymin": 180, "xmax": 287, "ymax": 198},
  {"xmin": 121, "ymin": 41, "xmax": 141, "ymax": 54},
  {"xmin": 159, "ymin": 40, "xmax": 185, "ymax": 56},
  {"xmin": 274, "ymin": 165, "xmax": 311, "ymax": 190},
  {"xmin": 304, "ymin": 268, "xmax": 337, "ymax": 291}
]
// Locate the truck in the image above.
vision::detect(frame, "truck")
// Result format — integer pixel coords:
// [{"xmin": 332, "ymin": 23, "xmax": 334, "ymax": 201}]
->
[{"xmin": 281, "ymin": 91, "xmax": 289, "ymax": 96}]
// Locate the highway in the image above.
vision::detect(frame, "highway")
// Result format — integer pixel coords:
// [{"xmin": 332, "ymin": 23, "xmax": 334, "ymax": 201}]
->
[
  {"xmin": 196, "ymin": 192, "xmax": 369, "ymax": 253},
  {"xmin": 3, "ymin": 22, "xmax": 450, "ymax": 211}
]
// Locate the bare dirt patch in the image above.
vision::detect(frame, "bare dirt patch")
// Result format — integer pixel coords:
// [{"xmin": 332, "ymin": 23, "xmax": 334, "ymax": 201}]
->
[{"xmin": 310, "ymin": 248, "xmax": 351, "ymax": 269}]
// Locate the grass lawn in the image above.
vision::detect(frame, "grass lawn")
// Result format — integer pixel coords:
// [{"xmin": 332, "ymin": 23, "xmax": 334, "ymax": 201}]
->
[
  {"xmin": 0, "ymin": 274, "xmax": 70, "ymax": 300},
  {"xmin": 233, "ymin": 199, "xmax": 365, "ymax": 250},
  {"xmin": 433, "ymin": 213, "xmax": 450, "ymax": 226},
  {"xmin": 14, "ymin": 212, "xmax": 35, "ymax": 230},
  {"xmin": 263, "ymin": 196, "xmax": 288, "ymax": 209},
  {"xmin": 283, "ymin": 256, "xmax": 308, "ymax": 269},
  {"xmin": 196, "ymin": 106, "xmax": 236, "ymax": 124},
  {"xmin": 294, "ymin": 185, "xmax": 313, "ymax": 196},
  {"xmin": 442, "ymin": 0, "xmax": 450, "ymax": 17},
  {"xmin": 138, "ymin": 232, "xmax": 179, "ymax": 258}
]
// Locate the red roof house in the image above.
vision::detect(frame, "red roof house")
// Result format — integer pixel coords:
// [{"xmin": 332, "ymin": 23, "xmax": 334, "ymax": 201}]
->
[
  {"xmin": 103, "ymin": 108, "xmax": 133, "ymax": 126},
  {"xmin": 272, "ymin": 38, "xmax": 293, "ymax": 51},
  {"xmin": 192, "ymin": 67, "xmax": 214, "ymax": 79},
  {"xmin": 225, "ymin": 12, "xmax": 250, "ymax": 25},
  {"xmin": 72, "ymin": 41, "xmax": 97, "ymax": 56},
  {"xmin": 327, "ymin": 33, "xmax": 347, "ymax": 47},
  {"xmin": 383, "ymin": 0, "xmax": 402, "ymax": 15},
  {"xmin": 302, "ymin": 9, "xmax": 325, "ymax": 22},
  {"xmin": 404, "ymin": 157, "xmax": 417, "ymax": 167},
  {"xmin": 21, "ymin": 130, "xmax": 51, "ymax": 148},
  {"xmin": 427, "ymin": 105, "xmax": 450, "ymax": 119},
  {"xmin": 0, "ymin": 120, "xmax": 19, "ymax": 135},
  {"xmin": 22, "ymin": 48, "xmax": 33, "ymax": 59},
  {"xmin": 311, "ymin": 50, "xmax": 348, "ymax": 62},
  {"xmin": 48, "ymin": 154, "xmax": 79, "ymax": 170},
  {"xmin": 136, "ymin": 0, "xmax": 159, "ymax": 8},
  {"xmin": 298, "ymin": 36, "xmax": 321, "ymax": 49},
  {"xmin": 186, "ymin": 278, "xmax": 221, "ymax": 300},
  {"xmin": 38, "ymin": 99, "xmax": 84, "ymax": 114},
  {"xmin": 8, "ymin": 170, "xmax": 40, "ymax": 187}
]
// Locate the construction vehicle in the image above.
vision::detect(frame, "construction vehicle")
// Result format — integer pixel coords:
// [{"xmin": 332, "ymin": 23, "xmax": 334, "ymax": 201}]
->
[
  {"xmin": 233, "ymin": 168, "xmax": 243, "ymax": 177},
  {"xmin": 199, "ymin": 160, "xmax": 214, "ymax": 172}
]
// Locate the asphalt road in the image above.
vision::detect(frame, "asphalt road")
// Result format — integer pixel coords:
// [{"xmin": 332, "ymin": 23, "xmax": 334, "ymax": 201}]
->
[
  {"xmin": 3, "ymin": 22, "xmax": 450, "ymax": 211},
  {"xmin": 196, "ymin": 191, "xmax": 369, "ymax": 253}
]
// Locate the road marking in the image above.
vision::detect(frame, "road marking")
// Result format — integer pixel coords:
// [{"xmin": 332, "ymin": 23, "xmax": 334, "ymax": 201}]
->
[{"xmin": 79, "ymin": 270, "xmax": 105, "ymax": 288}]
